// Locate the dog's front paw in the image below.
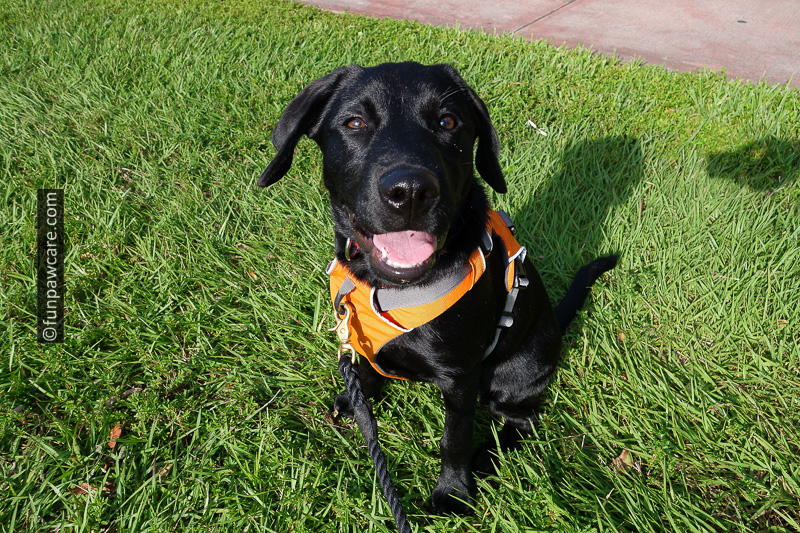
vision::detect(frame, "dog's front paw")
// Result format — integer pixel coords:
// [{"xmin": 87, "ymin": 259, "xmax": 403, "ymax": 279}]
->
[
  {"xmin": 430, "ymin": 480, "xmax": 474, "ymax": 515},
  {"xmin": 332, "ymin": 391, "xmax": 354, "ymax": 419}
]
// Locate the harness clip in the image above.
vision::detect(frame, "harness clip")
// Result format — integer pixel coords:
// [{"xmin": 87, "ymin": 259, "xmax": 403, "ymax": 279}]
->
[{"xmin": 329, "ymin": 302, "xmax": 358, "ymax": 364}]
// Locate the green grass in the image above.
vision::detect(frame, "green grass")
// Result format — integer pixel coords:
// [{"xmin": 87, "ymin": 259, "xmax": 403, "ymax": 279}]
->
[{"xmin": 1, "ymin": 0, "xmax": 798, "ymax": 530}]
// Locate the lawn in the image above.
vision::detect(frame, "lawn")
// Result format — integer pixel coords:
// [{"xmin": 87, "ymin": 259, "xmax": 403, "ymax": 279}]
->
[{"xmin": 1, "ymin": 0, "xmax": 798, "ymax": 531}]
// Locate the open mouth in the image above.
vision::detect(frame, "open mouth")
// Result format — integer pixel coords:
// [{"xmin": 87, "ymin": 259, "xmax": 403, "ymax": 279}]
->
[{"xmin": 351, "ymin": 219, "xmax": 444, "ymax": 282}]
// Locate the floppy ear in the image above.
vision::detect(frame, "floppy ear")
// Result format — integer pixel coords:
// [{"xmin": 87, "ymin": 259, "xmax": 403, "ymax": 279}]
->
[
  {"xmin": 471, "ymin": 97, "xmax": 507, "ymax": 194},
  {"xmin": 439, "ymin": 65, "xmax": 507, "ymax": 194},
  {"xmin": 257, "ymin": 66, "xmax": 356, "ymax": 187},
  {"xmin": 467, "ymin": 89, "xmax": 507, "ymax": 194}
]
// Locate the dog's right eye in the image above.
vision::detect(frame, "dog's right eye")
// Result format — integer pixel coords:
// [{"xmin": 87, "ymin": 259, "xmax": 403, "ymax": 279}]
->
[
  {"xmin": 346, "ymin": 118, "xmax": 367, "ymax": 129},
  {"xmin": 439, "ymin": 115, "xmax": 456, "ymax": 130}
]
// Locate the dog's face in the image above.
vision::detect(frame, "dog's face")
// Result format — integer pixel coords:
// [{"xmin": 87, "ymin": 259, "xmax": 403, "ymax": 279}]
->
[{"xmin": 259, "ymin": 62, "xmax": 506, "ymax": 286}]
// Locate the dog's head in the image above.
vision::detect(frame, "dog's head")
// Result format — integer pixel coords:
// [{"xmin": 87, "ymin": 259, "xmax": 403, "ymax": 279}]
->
[{"xmin": 258, "ymin": 62, "xmax": 506, "ymax": 286}]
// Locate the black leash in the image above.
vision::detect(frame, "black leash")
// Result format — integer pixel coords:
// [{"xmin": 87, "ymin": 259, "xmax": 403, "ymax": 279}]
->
[{"xmin": 338, "ymin": 355, "xmax": 412, "ymax": 533}]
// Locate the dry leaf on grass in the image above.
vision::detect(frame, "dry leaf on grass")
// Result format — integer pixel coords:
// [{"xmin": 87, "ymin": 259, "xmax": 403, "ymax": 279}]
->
[
  {"xmin": 612, "ymin": 449, "xmax": 634, "ymax": 473},
  {"xmin": 151, "ymin": 462, "xmax": 173, "ymax": 480},
  {"xmin": 70, "ymin": 483, "xmax": 96, "ymax": 495},
  {"xmin": 69, "ymin": 482, "xmax": 115, "ymax": 496},
  {"xmin": 109, "ymin": 422, "xmax": 122, "ymax": 449}
]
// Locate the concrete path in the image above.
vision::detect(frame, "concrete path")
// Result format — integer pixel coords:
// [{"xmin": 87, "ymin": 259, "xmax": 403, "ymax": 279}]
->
[{"xmin": 299, "ymin": 0, "xmax": 800, "ymax": 88}]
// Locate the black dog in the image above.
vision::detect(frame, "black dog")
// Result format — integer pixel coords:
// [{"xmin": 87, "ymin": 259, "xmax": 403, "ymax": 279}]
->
[{"xmin": 257, "ymin": 62, "xmax": 617, "ymax": 515}]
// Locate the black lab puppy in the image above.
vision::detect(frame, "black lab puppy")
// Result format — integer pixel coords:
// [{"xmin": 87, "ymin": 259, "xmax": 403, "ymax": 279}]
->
[{"xmin": 258, "ymin": 62, "xmax": 616, "ymax": 515}]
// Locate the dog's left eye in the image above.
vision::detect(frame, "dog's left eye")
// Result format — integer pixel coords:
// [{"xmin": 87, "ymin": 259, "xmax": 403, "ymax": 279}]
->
[
  {"xmin": 346, "ymin": 118, "xmax": 367, "ymax": 129},
  {"xmin": 439, "ymin": 115, "xmax": 456, "ymax": 130}
]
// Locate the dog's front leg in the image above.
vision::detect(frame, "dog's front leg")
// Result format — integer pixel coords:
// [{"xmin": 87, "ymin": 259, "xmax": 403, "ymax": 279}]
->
[{"xmin": 431, "ymin": 373, "xmax": 479, "ymax": 515}]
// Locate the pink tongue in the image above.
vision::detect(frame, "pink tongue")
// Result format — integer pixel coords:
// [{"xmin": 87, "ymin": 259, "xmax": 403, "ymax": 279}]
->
[{"xmin": 372, "ymin": 231, "xmax": 437, "ymax": 266}]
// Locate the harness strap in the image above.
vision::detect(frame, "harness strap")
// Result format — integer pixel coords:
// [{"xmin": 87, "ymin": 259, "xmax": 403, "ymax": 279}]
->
[{"xmin": 483, "ymin": 245, "xmax": 529, "ymax": 358}]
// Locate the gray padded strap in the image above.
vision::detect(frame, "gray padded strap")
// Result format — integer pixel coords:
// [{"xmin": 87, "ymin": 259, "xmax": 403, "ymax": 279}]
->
[
  {"xmin": 334, "ymin": 277, "xmax": 357, "ymax": 312},
  {"xmin": 374, "ymin": 264, "xmax": 472, "ymax": 312},
  {"xmin": 496, "ymin": 209, "xmax": 515, "ymax": 233}
]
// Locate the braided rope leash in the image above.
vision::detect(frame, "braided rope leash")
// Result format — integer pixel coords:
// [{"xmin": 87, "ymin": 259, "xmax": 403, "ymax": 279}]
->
[{"xmin": 338, "ymin": 355, "xmax": 412, "ymax": 533}]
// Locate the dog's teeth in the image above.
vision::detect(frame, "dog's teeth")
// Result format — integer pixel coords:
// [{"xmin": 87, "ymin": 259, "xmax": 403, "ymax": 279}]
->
[{"xmin": 385, "ymin": 257, "xmax": 422, "ymax": 269}]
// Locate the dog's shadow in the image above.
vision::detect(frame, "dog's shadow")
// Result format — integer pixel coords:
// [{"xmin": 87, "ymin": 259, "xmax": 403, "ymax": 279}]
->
[
  {"xmin": 514, "ymin": 134, "xmax": 643, "ymax": 285},
  {"xmin": 488, "ymin": 134, "xmax": 797, "ymax": 524},
  {"xmin": 473, "ymin": 134, "xmax": 644, "ymax": 502}
]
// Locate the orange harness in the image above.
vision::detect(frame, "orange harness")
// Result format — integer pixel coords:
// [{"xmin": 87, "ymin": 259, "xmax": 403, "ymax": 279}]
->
[{"xmin": 328, "ymin": 210, "xmax": 528, "ymax": 379}]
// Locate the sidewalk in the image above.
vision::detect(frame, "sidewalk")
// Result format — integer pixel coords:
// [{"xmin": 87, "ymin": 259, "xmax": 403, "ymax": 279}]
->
[{"xmin": 299, "ymin": 0, "xmax": 799, "ymax": 88}]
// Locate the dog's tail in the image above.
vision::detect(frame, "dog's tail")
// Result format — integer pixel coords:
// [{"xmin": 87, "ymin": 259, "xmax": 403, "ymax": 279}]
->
[{"xmin": 554, "ymin": 255, "xmax": 618, "ymax": 333}]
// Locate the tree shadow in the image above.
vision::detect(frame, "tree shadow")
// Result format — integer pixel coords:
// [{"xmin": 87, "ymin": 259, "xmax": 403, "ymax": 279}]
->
[{"xmin": 705, "ymin": 137, "xmax": 798, "ymax": 190}]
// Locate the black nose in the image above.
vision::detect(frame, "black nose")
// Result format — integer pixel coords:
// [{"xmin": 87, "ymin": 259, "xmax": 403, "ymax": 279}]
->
[{"xmin": 379, "ymin": 170, "xmax": 440, "ymax": 219}]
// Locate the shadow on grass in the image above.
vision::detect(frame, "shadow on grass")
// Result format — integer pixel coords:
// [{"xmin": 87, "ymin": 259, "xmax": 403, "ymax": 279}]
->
[
  {"xmin": 705, "ymin": 137, "xmax": 799, "ymax": 190},
  {"xmin": 509, "ymin": 135, "xmax": 644, "ymax": 528},
  {"xmin": 516, "ymin": 134, "xmax": 643, "ymax": 283}
]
